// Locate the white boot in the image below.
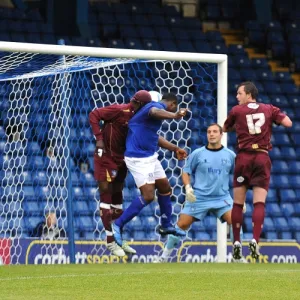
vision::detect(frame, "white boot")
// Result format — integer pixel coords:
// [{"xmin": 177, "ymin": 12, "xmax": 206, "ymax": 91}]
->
[{"xmin": 107, "ymin": 242, "xmax": 126, "ymax": 256}]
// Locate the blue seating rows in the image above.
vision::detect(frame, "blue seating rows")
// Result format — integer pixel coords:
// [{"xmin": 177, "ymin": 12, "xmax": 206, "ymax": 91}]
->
[{"xmin": 0, "ymin": 2, "xmax": 300, "ymax": 240}]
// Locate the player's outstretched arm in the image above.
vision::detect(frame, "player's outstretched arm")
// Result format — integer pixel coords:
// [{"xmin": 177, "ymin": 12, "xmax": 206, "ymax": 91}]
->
[
  {"xmin": 158, "ymin": 136, "xmax": 187, "ymax": 160},
  {"xmin": 149, "ymin": 107, "xmax": 187, "ymax": 120},
  {"xmin": 280, "ymin": 116, "xmax": 292, "ymax": 127}
]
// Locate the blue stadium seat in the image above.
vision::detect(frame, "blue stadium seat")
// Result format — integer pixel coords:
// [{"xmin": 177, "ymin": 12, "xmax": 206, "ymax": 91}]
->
[
  {"xmin": 269, "ymin": 147, "xmax": 282, "ymax": 160},
  {"xmin": 263, "ymin": 217, "xmax": 275, "ymax": 231},
  {"xmin": 275, "ymin": 71, "xmax": 293, "ymax": 83},
  {"xmin": 273, "ymin": 217, "xmax": 289, "ymax": 231},
  {"xmin": 26, "ymin": 216, "xmax": 43, "ymax": 231},
  {"xmin": 281, "ymin": 147, "xmax": 297, "ymax": 160},
  {"xmin": 240, "ymin": 69, "xmax": 258, "ymax": 81},
  {"xmin": 125, "ymin": 173, "xmax": 136, "ymax": 188},
  {"xmin": 272, "ymin": 175, "xmax": 290, "ymax": 189},
  {"xmin": 80, "ymin": 172, "xmax": 95, "ymax": 187},
  {"xmin": 148, "ymin": 15, "xmax": 166, "ymax": 26},
  {"xmin": 194, "ymin": 232, "xmax": 210, "ymax": 241},
  {"xmin": 265, "ymin": 231, "xmax": 278, "ymax": 240},
  {"xmin": 281, "ymin": 232, "xmax": 293, "ymax": 239},
  {"xmin": 142, "ymin": 39, "xmax": 160, "ymax": 51},
  {"xmin": 256, "ymin": 69, "xmax": 274, "ymax": 81},
  {"xmin": 23, "ymin": 186, "xmax": 36, "ymax": 201},
  {"xmin": 280, "ymin": 189, "xmax": 297, "ymax": 202},
  {"xmin": 73, "ymin": 200, "xmax": 90, "ymax": 215},
  {"xmin": 139, "ymin": 204, "xmax": 154, "ymax": 217},
  {"xmin": 251, "ymin": 58, "xmax": 269, "ymax": 69},
  {"xmin": 28, "ymin": 155, "xmax": 45, "ymax": 170},
  {"xmin": 291, "ymin": 134, "xmax": 300, "ymax": 146},
  {"xmin": 160, "ymin": 39, "xmax": 178, "ymax": 51},
  {"xmin": 288, "ymin": 217, "xmax": 300, "ymax": 232},
  {"xmin": 281, "ymin": 83, "xmax": 299, "ymax": 95},
  {"xmin": 73, "ymin": 187, "xmax": 85, "ymax": 200},
  {"xmin": 289, "ymin": 161, "xmax": 300, "ymax": 173},
  {"xmin": 191, "ymin": 221, "xmax": 205, "ymax": 232},
  {"xmin": 203, "ymin": 216, "xmax": 216, "ymax": 231},
  {"xmin": 271, "ymin": 95, "xmax": 290, "ymax": 108},
  {"xmin": 141, "ymin": 216, "xmax": 157, "ymax": 232},
  {"xmin": 129, "ymin": 216, "xmax": 143, "ymax": 231},
  {"xmin": 76, "ymin": 216, "xmax": 93, "ymax": 231},
  {"xmin": 176, "ymin": 41, "xmax": 196, "ymax": 52},
  {"xmin": 280, "ymin": 203, "xmax": 295, "ymax": 217},
  {"xmin": 266, "ymin": 203, "xmax": 282, "ymax": 217},
  {"xmin": 32, "ymin": 170, "xmax": 48, "ymax": 186},
  {"xmin": 23, "ymin": 201, "xmax": 40, "ymax": 216},
  {"xmin": 133, "ymin": 230, "xmax": 146, "ymax": 240},
  {"xmin": 272, "ymin": 160, "xmax": 289, "ymax": 174},
  {"xmin": 290, "ymin": 176, "xmax": 300, "ymax": 189},
  {"xmin": 266, "ymin": 188, "xmax": 278, "ymax": 202}
]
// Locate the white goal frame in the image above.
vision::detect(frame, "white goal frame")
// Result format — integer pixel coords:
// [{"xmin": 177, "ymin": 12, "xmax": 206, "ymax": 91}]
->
[{"xmin": 0, "ymin": 41, "xmax": 228, "ymax": 262}]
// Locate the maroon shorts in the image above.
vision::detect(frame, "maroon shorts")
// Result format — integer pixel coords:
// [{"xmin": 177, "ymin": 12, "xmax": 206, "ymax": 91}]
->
[
  {"xmin": 94, "ymin": 153, "xmax": 127, "ymax": 183},
  {"xmin": 234, "ymin": 151, "xmax": 271, "ymax": 191}
]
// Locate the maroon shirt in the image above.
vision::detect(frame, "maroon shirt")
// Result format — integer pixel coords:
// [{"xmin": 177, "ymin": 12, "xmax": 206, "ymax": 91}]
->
[
  {"xmin": 89, "ymin": 103, "xmax": 135, "ymax": 157},
  {"xmin": 224, "ymin": 102, "xmax": 286, "ymax": 152}
]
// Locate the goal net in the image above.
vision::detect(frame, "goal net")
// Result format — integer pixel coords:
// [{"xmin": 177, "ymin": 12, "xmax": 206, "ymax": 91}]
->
[{"xmin": 0, "ymin": 42, "xmax": 227, "ymax": 265}]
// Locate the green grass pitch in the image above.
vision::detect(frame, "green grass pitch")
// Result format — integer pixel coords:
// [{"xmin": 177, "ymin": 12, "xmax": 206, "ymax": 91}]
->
[{"xmin": 1, "ymin": 263, "xmax": 300, "ymax": 300}]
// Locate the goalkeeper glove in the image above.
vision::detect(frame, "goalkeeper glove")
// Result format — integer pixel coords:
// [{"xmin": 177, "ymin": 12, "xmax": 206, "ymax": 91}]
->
[{"xmin": 185, "ymin": 184, "xmax": 196, "ymax": 202}]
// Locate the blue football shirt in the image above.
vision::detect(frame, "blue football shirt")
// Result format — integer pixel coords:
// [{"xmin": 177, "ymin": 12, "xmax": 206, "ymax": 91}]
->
[
  {"xmin": 125, "ymin": 101, "xmax": 167, "ymax": 158},
  {"xmin": 183, "ymin": 146, "xmax": 236, "ymax": 199}
]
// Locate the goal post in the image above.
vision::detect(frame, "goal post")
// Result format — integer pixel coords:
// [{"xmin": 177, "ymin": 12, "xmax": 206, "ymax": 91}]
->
[{"xmin": 0, "ymin": 41, "xmax": 228, "ymax": 264}]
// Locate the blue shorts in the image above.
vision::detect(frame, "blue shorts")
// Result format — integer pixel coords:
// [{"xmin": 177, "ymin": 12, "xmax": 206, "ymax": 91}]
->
[{"xmin": 181, "ymin": 195, "xmax": 233, "ymax": 222}]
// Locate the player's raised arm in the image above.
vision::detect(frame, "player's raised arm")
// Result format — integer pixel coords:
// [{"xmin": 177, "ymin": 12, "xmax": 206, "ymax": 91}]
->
[
  {"xmin": 149, "ymin": 107, "xmax": 187, "ymax": 120},
  {"xmin": 280, "ymin": 115, "xmax": 292, "ymax": 127}
]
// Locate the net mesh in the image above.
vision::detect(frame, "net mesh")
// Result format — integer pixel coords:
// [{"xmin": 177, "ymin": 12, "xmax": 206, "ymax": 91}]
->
[{"xmin": 0, "ymin": 51, "xmax": 217, "ymax": 264}]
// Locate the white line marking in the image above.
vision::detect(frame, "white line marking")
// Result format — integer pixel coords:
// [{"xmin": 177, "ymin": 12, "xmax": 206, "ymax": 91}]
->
[{"xmin": 1, "ymin": 269, "xmax": 300, "ymax": 282}]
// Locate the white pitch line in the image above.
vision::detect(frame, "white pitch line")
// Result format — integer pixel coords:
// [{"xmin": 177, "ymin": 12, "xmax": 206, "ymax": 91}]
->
[{"xmin": 1, "ymin": 269, "xmax": 300, "ymax": 282}]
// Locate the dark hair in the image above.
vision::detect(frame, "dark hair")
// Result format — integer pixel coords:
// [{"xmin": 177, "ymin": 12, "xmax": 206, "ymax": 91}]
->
[
  {"xmin": 162, "ymin": 92, "xmax": 178, "ymax": 103},
  {"xmin": 238, "ymin": 81, "xmax": 258, "ymax": 100},
  {"xmin": 207, "ymin": 123, "xmax": 222, "ymax": 134}
]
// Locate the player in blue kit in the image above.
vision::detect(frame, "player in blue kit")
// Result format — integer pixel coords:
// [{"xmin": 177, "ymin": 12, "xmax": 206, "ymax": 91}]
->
[
  {"xmin": 157, "ymin": 123, "xmax": 246, "ymax": 262},
  {"xmin": 112, "ymin": 93, "xmax": 188, "ymax": 246}
]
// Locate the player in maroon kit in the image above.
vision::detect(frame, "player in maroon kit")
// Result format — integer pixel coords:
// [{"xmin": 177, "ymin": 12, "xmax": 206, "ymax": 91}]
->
[
  {"xmin": 223, "ymin": 81, "xmax": 292, "ymax": 259},
  {"xmin": 89, "ymin": 90, "xmax": 187, "ymax": 256}
]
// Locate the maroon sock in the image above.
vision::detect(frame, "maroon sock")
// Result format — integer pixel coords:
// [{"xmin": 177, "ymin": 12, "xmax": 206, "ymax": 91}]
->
[
  {"xmin": 111, "ymin": 191, "xmax": 123, "ymax": 220},
  {"xmin": 99, "ymin": 192, "xmax": 114, "ymax": 244},
  {"xmin": 252, "ymin": 202, "xmax": 265, "ymax": 243},
  {"xmin": 231, "ymin": 203, "xmax": 244, "ymax": 242}
]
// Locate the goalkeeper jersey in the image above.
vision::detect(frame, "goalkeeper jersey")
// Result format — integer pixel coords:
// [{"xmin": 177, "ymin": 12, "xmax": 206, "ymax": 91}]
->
[{"xmin": 183, "ymin": 146, "xmax": 236, "ymax": 199}]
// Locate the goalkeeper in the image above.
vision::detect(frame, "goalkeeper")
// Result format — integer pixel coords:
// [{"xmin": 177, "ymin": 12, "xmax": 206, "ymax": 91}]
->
[
  {"xmin": 158, "ymin": 123, "xmax": 246, "ymax": 262},
  {"xmin": 89, "ymin": 90, "xmax": 187, "ymax": 257}
]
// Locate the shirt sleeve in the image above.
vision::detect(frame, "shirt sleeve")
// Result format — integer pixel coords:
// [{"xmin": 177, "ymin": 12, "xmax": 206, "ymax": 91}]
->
[
  {"xmin": 271, "ymin": 105, "xmax": 287, "ymax": 125},
  {"xmin": 89, "ymin": 106, "xmax": 121, "ymax": 141},
  {"xmin": 183, "ymin": 150, "xmax": 199, "ymax": 175},
  {"xmin": 223, "ymin": 108, "xmax": 236, "ymax": 130}
]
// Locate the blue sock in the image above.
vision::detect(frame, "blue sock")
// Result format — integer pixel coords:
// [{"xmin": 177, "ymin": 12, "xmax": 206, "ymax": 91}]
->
[
  {"xmin": 166, "ymin": 233, "xmax": 181, "ymax": 250},
  {"xmin": 115, "ymin": 195, "xmax": 148, "ymax": 229},
  {"xmin": 157, "ymin": 193, "xmax": 172, "ymax": 228}
]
